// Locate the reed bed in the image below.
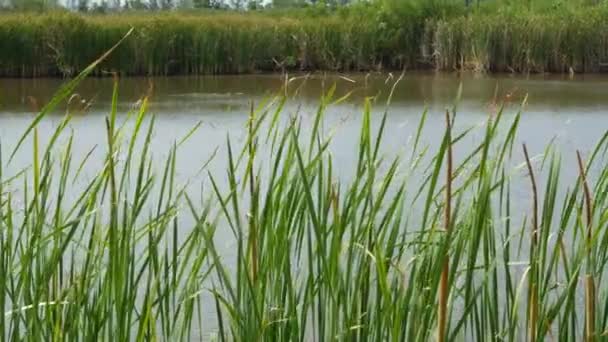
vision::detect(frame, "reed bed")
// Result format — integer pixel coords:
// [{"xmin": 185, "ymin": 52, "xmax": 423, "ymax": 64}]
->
[
  {"xmin": 2, "ymin": 48, "xmax": 608, "ymax": 341},
  {"xmin": 431, "ymin": 5, "xmax": 608, "ymax": 73},
  {"xmin": 0, "ymin": 11, "xmax": 412, "ymax": 77},
  {"xmin": 2, "ymin": 2, "xmax": 608, "ymax": 76}
]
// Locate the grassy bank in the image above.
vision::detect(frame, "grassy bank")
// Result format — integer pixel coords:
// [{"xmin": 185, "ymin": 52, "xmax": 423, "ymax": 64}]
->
[
  {"xmin": 0, "ymin": 10, "xmax": 419, "ymax": 77},
  {"xmin": 2, "ymin": 51, "xmax": 608, "ymax": 340},
  {"xmin": 1, "ymin": 1, "xmax": 608, "ymax": 77},
  {"xmin": 433, "ymin": 6, "xmax": 608, "ymax": 73}
]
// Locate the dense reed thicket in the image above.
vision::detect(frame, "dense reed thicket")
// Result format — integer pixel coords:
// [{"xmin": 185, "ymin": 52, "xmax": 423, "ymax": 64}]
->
[
  {"xmin": 3, "ymin": 48, "xmax": 608, "ymax": 341},
  {"xmin": 432, "ymin": 6, "xmax": 608, "ymax": 73},
  {"xmin": 0, "ymin": 10, "xmax": 420, "ymax": 77},
  {"xmin": 2, "ymin": 0, "xmax": 608, "ymax": 77}
]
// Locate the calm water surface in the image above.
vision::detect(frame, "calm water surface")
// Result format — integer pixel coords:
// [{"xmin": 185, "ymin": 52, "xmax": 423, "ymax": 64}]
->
[
  {"xmin": 1, "ymin": 72, "xmax": 606, "ymax": 191},
  {"xmin": 1, "ymin": 72, "xmax": 607, "ymax": 338}
]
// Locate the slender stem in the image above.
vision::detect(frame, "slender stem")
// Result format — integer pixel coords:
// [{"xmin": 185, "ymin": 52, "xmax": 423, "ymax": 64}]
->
[
  {"xmin": 577, "ymin": 150, "xmax": 595, "ymax": 342},
  {"xmin": 438, "ymin": 110, "xmax": 452, "ymax": 342},
  {"xmin": 248, "ymin": 102, "xmax": 258, "ymax": 282},
  {"xmin": 577, "ymin": 151, "xmax": 593, "ymax": 250},
  {"xmin": 522, "ymin": 144, "xmax": 538, "ymax": 342}
]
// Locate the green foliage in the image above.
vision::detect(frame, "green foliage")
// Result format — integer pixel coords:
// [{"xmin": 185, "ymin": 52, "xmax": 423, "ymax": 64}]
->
[
  {"xmin": 1, "ymin": 1, "xmax": 608, "ymax": 76},
  {"xmin": 12, "ymin": 0, "xmax": 48, "ymax": 11},
  {"xmin": 272, "ymin": 0, "xmax": 307, "ymax": 9},
  {"xmin": 431, "ymin": 3, "xmax": 608, "ymax": 72},
  {"xmin": 76, "ymin": 0, "xmax": 88, "ymax": 11},
  {"xmin": 3, "ymin": 53, "xmax": 608, "ymax": 340},
  {"xmin": 0, "ymin": 11, "xmax": 403, "ymax": 76}
]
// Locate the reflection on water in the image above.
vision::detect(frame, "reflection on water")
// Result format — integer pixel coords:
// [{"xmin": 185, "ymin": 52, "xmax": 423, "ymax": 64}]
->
[
  {"xmin": 0, "ymin": 72, "xmax": 606, "ymax": 222},
  {"xmin": 0, "ymin": 72, "xmax": 607, "ymax": 199},
  {"xmin": 0, "ymin": 72, "xmax": 606, "ymax": 196},
  {"xmin": 2, "ymin": 72, "xmax": 608, "ymax": 114}
]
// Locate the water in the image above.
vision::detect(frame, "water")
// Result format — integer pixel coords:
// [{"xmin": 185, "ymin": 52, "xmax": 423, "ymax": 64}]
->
[
  {"xmin": 1, "ymin": 72, "xmax": 607, "ymax": 339},
  {"xmin": 1, "ymin": 72, "xmax": 606, "ymax": 194}
]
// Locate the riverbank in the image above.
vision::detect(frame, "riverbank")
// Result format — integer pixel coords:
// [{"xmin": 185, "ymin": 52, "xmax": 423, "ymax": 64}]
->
[{"xmin": 1, "ymin": 3, "xmax": 608, "ymax": 77}]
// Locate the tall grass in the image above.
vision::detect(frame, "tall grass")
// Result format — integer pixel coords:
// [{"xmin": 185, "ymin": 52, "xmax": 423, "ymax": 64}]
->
[
  {"xmin": 3, "ymin": 47, "xmax": 608, "ymax": 342},
  {"xmin": 431, "ymin": 4, "xmax": 608, "ymax": 73},
  {"xmin": 0, "ymin": 10, "xmax": 414, "ymax": 77},
  {"xmin": 4, "ymin": 1, "xmax": 608, "ymax": 76}
]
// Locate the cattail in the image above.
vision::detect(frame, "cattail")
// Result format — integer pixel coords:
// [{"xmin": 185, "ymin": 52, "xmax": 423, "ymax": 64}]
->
[
  {"xmin": 438, "ymin": 110, "xmax": 452, "ymax": 342},
  {"xmin": 523, "ymin": 144, "xmax": 538, "ymax": 342},
  {"xmin": 577, "ymin": 151, "xmax": 595, "ymax": 342}
]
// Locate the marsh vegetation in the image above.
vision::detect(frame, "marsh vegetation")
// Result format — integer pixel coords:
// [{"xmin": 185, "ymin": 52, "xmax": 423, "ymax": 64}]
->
[
  {"xmin": 1, "ymin": 56, "xmax": 608, "ymax": 340},
  {"xmin": 1, "ymin": 0, "xmax": 608, "ymax": 76}
]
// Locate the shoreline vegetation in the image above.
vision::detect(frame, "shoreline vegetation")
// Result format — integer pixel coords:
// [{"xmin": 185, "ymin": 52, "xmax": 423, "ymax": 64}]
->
[
  {"xmin": 3, "ymin": 44, "xmax": 608, "ymax": 339},
  {"xmin": 2, "ymin": 0, "xmax": 608, "ymax": 77}
]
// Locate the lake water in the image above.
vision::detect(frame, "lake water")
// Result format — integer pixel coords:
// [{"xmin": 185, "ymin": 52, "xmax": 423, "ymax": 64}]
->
[
  {"xmin": 1, "ymin": 72, "xmax": 607, "ymax": 339},
  {"xmin": 1, "ymin": 72, "xmax": 607, "ymax": 195}
]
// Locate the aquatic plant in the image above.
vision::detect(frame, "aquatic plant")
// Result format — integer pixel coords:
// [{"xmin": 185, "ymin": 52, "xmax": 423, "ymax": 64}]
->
[
  {"xmin": 431, "ymin": 4, "xmax": 608, "ymax": 73},
  {"xmin": 0, "ymin": 11, "xmax": 403, "ymax": 77},
  {"xmin": 3, "ymin": 2, "xmax": 608, "ymax": 76},
  {"xmin": 2, "ymin": 37, "xmax": 608, "ymax": 341}
]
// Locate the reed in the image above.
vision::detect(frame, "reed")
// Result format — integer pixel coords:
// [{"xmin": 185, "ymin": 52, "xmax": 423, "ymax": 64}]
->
[
  {"xmin": 431, "ymin": 4, "xmax": 608, "ymax": 73},
  {"xmin": 522, "ymin": 143, "xmax": 538, "ymax": 342},
  {"xmin": 437, "ymin": 110, "xmax": 452, "ymax": 342},
  {"xmin": 3, "ymin": 39, "xmax": 608, "ymax": 341},
  {"xmin": 577, "ymin": 151, "xmax": 595, "ymax": 342},
  {"xmin": 0, "ymin": 10, "xmax": 418, "ymax": 77},
  {"xmin": 3, "ymin": 1, "xmax": 608, "ymax": 77}
]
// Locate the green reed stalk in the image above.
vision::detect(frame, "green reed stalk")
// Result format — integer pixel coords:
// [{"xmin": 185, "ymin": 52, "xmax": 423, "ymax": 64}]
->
[
  {"xmin": 523, "ymin": 143, "xmax": 538, "ymax": 342},
  {"xmin": 3, "ymin": 31, "xmax": 608, "ymax": 340},
  {"xmin": 577, "ymin": 151, "xmax": 595, "ymax": 342},
  {"xmin": 438, "ymin": 110, "xmax": 452, "ymax": 342}
]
